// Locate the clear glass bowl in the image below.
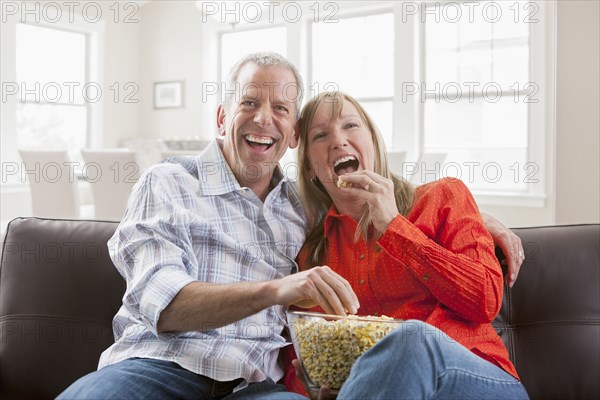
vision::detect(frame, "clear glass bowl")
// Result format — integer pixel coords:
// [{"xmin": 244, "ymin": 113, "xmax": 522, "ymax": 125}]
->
[{"xmin": 287, "ymin": 310, "xmax": 403, "ymax": 394}]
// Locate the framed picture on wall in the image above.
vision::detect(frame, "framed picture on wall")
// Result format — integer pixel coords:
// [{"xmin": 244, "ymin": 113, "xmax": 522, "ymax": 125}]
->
[{"xmin": 154, "ymin": 81, "xmax": 184, "ymax": 109}]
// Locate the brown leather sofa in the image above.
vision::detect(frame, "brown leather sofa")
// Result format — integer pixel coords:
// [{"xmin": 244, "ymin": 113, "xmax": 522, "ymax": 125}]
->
[{"xmin": 0, "ymin": 217, "xmax": 598, "ymax": 399}]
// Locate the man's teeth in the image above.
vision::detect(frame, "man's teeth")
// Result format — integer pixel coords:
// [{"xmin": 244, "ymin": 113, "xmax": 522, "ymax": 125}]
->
[
  {"xmin": 334, "ymin": 155, "xmax": 357, "ymax": 167},
  {"xmin": 246, "ymin": 135, "xmax": 273, "ymax": 145}
]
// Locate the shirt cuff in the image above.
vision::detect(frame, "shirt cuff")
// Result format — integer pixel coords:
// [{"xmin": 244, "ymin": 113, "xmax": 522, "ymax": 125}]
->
[{"xmin": 139, "ymin": 266, "xmax": 196, "ymax": 338}]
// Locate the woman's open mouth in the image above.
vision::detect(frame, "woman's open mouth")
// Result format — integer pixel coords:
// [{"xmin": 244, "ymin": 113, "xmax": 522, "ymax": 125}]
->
[{"xmin": 333, "ymin": 155, "xmax": 359, "ymax": 176}]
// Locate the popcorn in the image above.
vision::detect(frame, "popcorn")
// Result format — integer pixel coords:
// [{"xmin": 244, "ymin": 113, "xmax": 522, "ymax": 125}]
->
[
  {"xmin": 337, "ymin": 176, "xmax": 350, "ymax": 188},
  {"xmin": 291, "ymin": 314, "xmax": 400, "ymax": 389}
]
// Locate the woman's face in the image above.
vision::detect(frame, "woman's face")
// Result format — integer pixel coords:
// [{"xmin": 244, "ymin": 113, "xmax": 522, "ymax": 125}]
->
[{"xmin": 305, "ymin": 99, "xmax": 375, "ymax": 192}]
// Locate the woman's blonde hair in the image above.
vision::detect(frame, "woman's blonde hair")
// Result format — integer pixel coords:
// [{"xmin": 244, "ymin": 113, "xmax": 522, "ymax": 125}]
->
[{"xmin": 297, "ymin": 91, "xmax": 415, "ymax": 267}]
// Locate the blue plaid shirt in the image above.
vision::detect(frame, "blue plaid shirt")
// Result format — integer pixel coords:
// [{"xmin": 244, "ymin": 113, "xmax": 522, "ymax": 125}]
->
[{"xmin": 100, "ymin": 140, "xmax": 306, "ymax": 386}]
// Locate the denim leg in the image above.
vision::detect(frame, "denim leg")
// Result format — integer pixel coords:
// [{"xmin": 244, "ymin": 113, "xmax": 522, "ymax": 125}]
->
[
  {"xmin": 57, "ymin": 358, "xmax": 213, "ymax": 399},
  {"xmin": 338, "ymin": 320, "xmax": 529, "ymax": 400},
  {"xmin": 225, "ymin": 379, "xmax": 307, "ymax": 400}
]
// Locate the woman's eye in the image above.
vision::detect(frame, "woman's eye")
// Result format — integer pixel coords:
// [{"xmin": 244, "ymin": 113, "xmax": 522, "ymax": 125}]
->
[
  {"xmin": 345, "ymin": 122, "xmax": 359, "ymax": 129},
  {"xmin": 312, "ymin": 132, "xmax": 326, "ymax": 141}
]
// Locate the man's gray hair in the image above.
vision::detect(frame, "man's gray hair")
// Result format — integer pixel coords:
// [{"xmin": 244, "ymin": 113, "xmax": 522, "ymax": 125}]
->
[{"xmin": 224, "ymin": 52, "xmax": 304, "ymax": 120}]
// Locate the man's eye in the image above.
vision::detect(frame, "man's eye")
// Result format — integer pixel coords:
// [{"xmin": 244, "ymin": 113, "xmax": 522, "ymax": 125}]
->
[{"xmin": 241, "ymin": 101, "xmax": 256, "ymax": 107}]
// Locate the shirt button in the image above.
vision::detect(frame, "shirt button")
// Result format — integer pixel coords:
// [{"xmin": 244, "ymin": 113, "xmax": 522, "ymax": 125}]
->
[
  {"xmin": 360, "ymin": 279, "xmax": 365, "ymax": 285},
  {"xmin": 423, "ymin": 274, "xmax": 429, "ymax": 281},
  {"xmin": 359, "ymin": 254, "xmax": 365, "ymax": 260}
]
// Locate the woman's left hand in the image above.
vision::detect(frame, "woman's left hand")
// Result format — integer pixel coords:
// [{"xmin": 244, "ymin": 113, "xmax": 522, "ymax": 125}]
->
[{"xmin": 338, "ymin": 171, "xmax": 399, "ymax": 234}]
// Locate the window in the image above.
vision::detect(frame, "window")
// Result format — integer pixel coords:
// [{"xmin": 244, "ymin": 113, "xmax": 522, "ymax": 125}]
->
[
  {"xmin": 16, "ymin": 23, "xmax": 89, "ymax": 160},
  {"xmin": 220, "ymin": 26, "xmax": 287, "ymax": 80},
  {"xmin": 209, "ymin": 1, "xmax": 551, "ymax": 204},
  {"xmin": 423, "ymin": 1, "xmax": 532, "ymax": 192},
  {"xmin": 311, "ymin": 13, "xmax": 394, "ymax": 147}
]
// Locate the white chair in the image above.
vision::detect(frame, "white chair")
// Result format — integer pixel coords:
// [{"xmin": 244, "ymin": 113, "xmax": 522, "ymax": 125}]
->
[
  {"xmin": 81, "ymin": 149, "xmax": 141, "ymax": 221},
  {"xmin": 280, "ymin": 148, "xmax": 299, "ymax": 180},
  {"xmin": 387, "ymin": 151, "xmax": 407, "ymax": 176},
  {"xmin": 160, "ymin": 150, "xmax": 201, "ymax": 159},
  {"xmin": 18, "ymin": 150, "xmax": 91, "ymax": 219},
  {"xmin": 407, "ymin": 152, "xmax": 448, "ymax": 185}
]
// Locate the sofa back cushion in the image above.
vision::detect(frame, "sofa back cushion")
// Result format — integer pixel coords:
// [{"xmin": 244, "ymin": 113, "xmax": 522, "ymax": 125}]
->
[
  {"xmin": 494, "ymin": 224, "xmax": 600, "ymax": 399},
  {"xmin": 0, "ymin": 217, "xmax": 123, "ymax": 399}
]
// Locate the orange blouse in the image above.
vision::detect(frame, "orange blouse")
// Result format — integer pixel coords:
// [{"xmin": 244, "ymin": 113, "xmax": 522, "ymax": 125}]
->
[{"xmin": 284, "ymin": 178, "xmax": 518, "ymax": 394}]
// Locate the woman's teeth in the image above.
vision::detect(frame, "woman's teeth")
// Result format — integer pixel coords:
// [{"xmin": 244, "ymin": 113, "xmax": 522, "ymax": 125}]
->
[
  {"xmin": 333, "ymin": 155, "xmax": 359, "ymax": 175},
  {"xmin": 334, "ymin": 155, "xmax": 357, "ymax": 168}
]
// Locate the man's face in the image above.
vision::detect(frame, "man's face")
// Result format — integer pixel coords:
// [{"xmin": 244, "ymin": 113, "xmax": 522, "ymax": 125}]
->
[{"xmin": 217, "ymin": 63, "xmax": 299, "ymax": 182}]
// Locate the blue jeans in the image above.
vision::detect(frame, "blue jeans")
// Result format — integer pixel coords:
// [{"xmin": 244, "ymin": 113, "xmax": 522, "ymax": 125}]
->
[
  {"xmin": 57, "ymin": 358, "xmax": 306, "ymax": 400},
  {"xmin": 339, "ymin": 320, "xmax": 529, "ymax": 399}
]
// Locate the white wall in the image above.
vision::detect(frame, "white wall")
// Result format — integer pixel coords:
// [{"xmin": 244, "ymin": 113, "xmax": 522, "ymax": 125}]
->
[
  {"xmin": 555, "ymin": 0, "xmax": 600, "ymax": 225},
  {"xmin": 0, "ymin": 11, "xmax": 17, "ymax": 166},
  {"xmin": 138, "ymin": 1, "xmax": 210, "ymax": 141},
  {"xmin": 102, "ymin": 3, "xmax": 141, "ymax": 148}
]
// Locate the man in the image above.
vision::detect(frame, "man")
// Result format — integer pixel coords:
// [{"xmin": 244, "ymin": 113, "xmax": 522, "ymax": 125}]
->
[{"xmin": 59, "ymin": 52, "xmax": 524, "ymax": 399}]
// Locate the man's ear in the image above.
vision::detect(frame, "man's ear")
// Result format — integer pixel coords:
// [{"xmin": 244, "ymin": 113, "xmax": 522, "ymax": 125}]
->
[
  {"xmin": 289, "ymin": 120, "xmax": 300, "ymax": 149},
  {"xmin": 216, "ymin": 105, "xmax": 227, "ymax": 137}
]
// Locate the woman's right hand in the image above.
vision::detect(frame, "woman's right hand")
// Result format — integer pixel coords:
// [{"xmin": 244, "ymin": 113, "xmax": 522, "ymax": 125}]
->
[
  {"xmin": 337, "ymin": 170, "xmax": 400, "ymax": 234},
  {"xmin": 292, "ymin": 359, "xmax": 335, "ymax": 400}
]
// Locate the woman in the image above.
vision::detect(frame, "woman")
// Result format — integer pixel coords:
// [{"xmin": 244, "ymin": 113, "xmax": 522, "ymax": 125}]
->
[{"xmin": 284, "ymin": 91, "xmax": 529, "ymax": 399}]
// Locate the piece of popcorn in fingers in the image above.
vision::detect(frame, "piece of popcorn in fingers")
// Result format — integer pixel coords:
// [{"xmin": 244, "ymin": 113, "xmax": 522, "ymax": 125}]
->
[{"xmin": 337, "ymin": 177, "xmax": 351, "ymax": 188}]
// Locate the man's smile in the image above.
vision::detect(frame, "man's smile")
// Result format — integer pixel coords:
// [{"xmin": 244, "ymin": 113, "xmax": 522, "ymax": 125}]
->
[{"xmin": 244, "ymin": 134, "xmax": 276, "ymax": 152}]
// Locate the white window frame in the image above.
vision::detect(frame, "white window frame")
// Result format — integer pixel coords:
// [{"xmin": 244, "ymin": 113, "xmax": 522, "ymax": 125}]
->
[{"xmin": 203, "ymin": 0, "xmax": 554, "ymax": 208}]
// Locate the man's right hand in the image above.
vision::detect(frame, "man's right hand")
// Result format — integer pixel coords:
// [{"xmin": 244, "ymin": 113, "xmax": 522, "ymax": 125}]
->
[
  {"xmin": 268, "ymin": 266, "xmax": 360, "ymax": 316},
  {"xmin": 158, "ymin": 266, "xmax": 359, "ymax": 334}
]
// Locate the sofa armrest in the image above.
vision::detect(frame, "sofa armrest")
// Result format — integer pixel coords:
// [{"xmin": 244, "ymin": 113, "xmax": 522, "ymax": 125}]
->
[
  {"xmin": 0, "ymin": 217, "xmax": 125, "ymax": 399},
  {"xmin": 493, "ymin": 224, "xmax": 600, "ymax": 400}
]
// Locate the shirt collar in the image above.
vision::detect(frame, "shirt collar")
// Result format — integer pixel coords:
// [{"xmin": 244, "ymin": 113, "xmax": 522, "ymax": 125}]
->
[
  {"xmin": 195, "ymin": 139, "xmax": 289, "ymax": 196},
  {"xmin": 323, "ymin": 205, "xmax": 358, "ymax": 238}
]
